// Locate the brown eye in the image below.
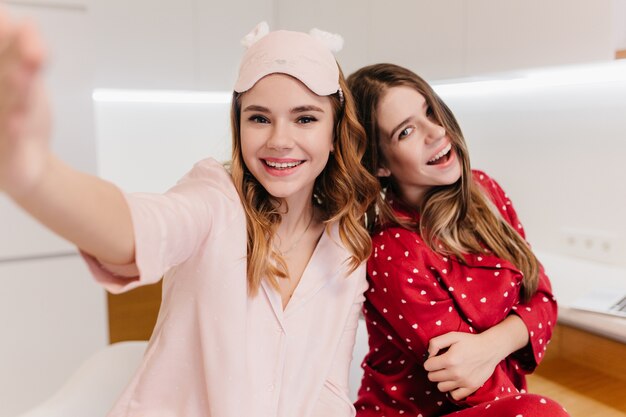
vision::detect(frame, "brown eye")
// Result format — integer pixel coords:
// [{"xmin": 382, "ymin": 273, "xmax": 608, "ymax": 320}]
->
[
  {"xmin": 250, "ymin": 115, "xmax": 269, "ymax": 123},
  {"xmin": 297, "ymin": 116, "xmax": 317, "ymax": 124},
  {"xmin": 398, "ymin": 127, "xmax": 414, "ymax": 139}
]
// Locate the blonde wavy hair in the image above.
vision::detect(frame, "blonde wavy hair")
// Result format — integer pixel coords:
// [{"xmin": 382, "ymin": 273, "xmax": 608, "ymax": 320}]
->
[
  {"xmin": 347, "ymin": 63, "xmax": 539, "ymax": 301},
  {"xmin": 230, "ymin": 70, "xmax": 379, "ymax": 296}
]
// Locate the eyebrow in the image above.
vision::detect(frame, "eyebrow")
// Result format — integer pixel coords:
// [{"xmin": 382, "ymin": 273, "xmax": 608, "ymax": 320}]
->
[
  {"xmin": 388, "ymin": 117, "xmax": 411, "ymax": 141},
  {"xmin": 292, "ymin": 105, "xmax": 325, "ymax": 114},
  {"xmin": 242, "ymin": 104, "xmax": 269, "ymax": 113},
  {"xmin": 387, "ymin": 101, "xmax": 428, "ymax": 140},
  {"xmin": 242, "ymin": 104, "xmax": 325, "ymax": 113}
]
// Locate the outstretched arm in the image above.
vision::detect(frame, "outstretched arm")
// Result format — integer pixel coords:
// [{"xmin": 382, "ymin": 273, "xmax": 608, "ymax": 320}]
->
[{"xmin": 0, "ymin": 9, "xmax": 134, "ymax": 265}]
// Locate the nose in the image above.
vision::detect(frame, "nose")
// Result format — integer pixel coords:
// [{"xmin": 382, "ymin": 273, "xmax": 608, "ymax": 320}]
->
[
  {"xmin": 266, "ymin": 120, "xmax": 294, "ymax": 150},
  {"xmin": 424, "ymin": 120, "xmax": 446, "ymax": 144}
]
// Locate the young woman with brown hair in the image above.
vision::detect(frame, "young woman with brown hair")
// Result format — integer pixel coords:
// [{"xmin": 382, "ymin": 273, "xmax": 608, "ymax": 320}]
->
[{"xmin": 347, "ymin": 63, "xmax": 568, "ymax": 417}]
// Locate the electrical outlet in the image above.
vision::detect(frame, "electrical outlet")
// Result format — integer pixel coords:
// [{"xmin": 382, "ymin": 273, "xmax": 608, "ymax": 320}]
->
[{"xmin": 561, "ymin": 228, "xmax": 617, "ymax": 264}]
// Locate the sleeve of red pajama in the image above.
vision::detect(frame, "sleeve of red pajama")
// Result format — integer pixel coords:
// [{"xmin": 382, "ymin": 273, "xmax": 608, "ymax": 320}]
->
[
  {"xmin": 473, "ymin": 170, "xmax": 558, "ymax": 372},
  {"xmin": 367, "ymin": 229, "xmax": 461, "ymax": 358}
]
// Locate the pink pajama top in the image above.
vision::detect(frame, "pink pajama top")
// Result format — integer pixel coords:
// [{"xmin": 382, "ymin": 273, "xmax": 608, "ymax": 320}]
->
[
  {"xmin": 355, "ymin": 171, "xmax": 557, "ymax": 417},
  {"xmin": 82, "ymin": 158, "xmax": 368, "ymax": 417}
]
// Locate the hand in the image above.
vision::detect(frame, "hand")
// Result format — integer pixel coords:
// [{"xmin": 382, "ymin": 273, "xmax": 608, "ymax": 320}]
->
[
  {"xmin": 423, "ymin": 331, "xmax": 502, "ymax": 401},
  {"xmin": 0, "ymin": 8, "xmax": 50, "ymax": 197}
]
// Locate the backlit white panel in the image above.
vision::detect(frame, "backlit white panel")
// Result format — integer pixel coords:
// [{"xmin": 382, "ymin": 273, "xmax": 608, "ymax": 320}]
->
[{"xmin": 94, "ymin": 100, "xmax": 232, "ymax": 193}]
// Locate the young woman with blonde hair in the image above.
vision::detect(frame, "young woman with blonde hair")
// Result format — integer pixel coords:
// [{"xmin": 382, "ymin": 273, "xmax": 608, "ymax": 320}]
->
[{"xmin": 0, "ymin": 14, "xmax": 378, "ymax": 417}]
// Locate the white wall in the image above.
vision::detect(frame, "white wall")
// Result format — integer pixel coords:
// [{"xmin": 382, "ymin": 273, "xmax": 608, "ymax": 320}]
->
[
  {"xmin": 614, "ymin": 0, "xmax": 626, "ymax": 50},
  {"xmin": 437, "ymin": 63, "xmax": 626, "ymax": 266},
  {"xmin": 90, "ymin": 0, "xmax": 275, "ymax": 91},
  {"xmin": 0, "ymin": 256, "xmax": 108, "ymax": 417},
  {"xmin": 466, "ymin": 0, "xmax": 613, "ymax": 75},
  {"xmin": 275, "ymin": 0, "xmax": 614, "ymax": 80},
  {"xmin": 87, "ymin": 0, "xmax": 617, "ymax": 89}
]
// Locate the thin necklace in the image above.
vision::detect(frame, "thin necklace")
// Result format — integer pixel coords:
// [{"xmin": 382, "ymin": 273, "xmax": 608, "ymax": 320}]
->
[{"xmin": 275, "ymin": 210, "xmax": 315, "ymax": 256}]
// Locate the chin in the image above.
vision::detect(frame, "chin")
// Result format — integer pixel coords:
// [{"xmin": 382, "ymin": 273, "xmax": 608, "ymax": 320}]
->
[{"xmin": 263, "ymin": 183, "xmax": 306, "ymax": 201}]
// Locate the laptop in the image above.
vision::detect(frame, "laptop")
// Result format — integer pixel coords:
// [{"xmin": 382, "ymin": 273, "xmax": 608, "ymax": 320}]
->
[{"xmin": 570, "ymin": 287, "xmax": 626, "ymax": 318}]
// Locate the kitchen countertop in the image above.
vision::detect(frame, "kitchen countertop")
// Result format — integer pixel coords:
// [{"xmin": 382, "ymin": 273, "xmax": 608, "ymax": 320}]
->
[{"xmin": 537, "ymin": 250, "xmax": 626, "ymax": 343}]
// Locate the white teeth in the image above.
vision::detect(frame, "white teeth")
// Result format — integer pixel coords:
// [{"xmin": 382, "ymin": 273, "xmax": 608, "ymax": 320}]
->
[
  {"xmin": 265, "ymin": 160, "xmax": 303, "ymax": 169},
  {"xmin": 428, "ymin": 144, "xmax": 452, "ymax": 163}
]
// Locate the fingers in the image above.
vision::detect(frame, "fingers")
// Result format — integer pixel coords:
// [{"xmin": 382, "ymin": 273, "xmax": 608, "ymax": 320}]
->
[
  {"xmin": 426, "ymin": 367, "xmax": 453, "ymax": 383},
  {"xmin": 0, "ymin": 18, "xmax": 45, "ymax": 76},
  {"xmin": 12, "ymin": 22, "xmax": 45, "ymax": 112},
  {"xmin": 0, "ymin": 14, "xmax": 45, "ymax": 131},
  {"xmin": 436, "ymin": 380, "xmax": 460, "ymax": 393},
  {"xmin": 0, "ymin": 9, "xmax": 45, "ymax": 75},
  {"xmin": 449, "ymin": 387, "xmax": 474, "ymax": 401},
  {"xmin": 426, "ymin": 331, "xmax": 460, "ymax": 358},
  {"xmin": 429, "ymin": 370, "xmax": 477, "ymax": 399},
  {"xmin": 0, "ymin": 7, "xmax": 16, "ymax": 55},
  {"xmin": 425, "ymin": 332, "xmax": 483, "ymax": 400},
  {"xmin": 425, "ymin": 332, "xmax": 463, "ymax": 371},
  {"xmin": 423, "ymin": 352, "xmax": 444, "ymax": 372},
  {"xmin": 15, "ymin": 20, "xmax": 46, "ymax": 71}
]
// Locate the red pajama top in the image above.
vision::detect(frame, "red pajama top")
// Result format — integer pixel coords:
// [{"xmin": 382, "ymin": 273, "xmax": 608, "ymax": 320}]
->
[{"xmin": 355, "ymin": 171, "xmax": 557, "ymax": 417}]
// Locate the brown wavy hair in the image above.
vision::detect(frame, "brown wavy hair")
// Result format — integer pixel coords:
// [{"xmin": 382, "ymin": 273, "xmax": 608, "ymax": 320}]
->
[
  {"xmin": 347, "ymin": 63, "xmax": 539, "ymax": 301},
  {"xmin": 230, "ymin": 69, "xmax": 379, "ymax": 296}
]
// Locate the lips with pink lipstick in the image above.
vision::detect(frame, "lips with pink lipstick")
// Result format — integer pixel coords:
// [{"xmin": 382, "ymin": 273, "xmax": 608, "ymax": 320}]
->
[
  {"xmin": 427, "ymin": 143, "xmax": 452, "ymax": 166},
  {"xmin": 262, "ymin": 158, "xmax": 306, "ymax": 175}
]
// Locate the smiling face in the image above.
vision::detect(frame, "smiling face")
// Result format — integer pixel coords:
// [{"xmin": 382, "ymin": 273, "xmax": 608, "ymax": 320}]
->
[
  {"xmin": 376, "ymin": 85, "xmax": 462, "ymax": 207},
  {"xmin": 239, "ymin": 73, "xmax": 335, "ymax": 206}
]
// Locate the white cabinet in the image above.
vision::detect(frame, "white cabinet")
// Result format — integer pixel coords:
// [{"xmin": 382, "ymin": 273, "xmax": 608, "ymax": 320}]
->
[
  {"xmin": 3, "ymin": 0, "xmax": 88, "ymax": 8},
  {"xmin": 91, "ymin": 0, "xmax": 276, "ymax": 91},
  {"xmin": 614, "ymin": 0, "xmax": 626, "ymax": 51},
  {"xmin": 275, "ymin": 0, "xmax": 370, "ymax": 76},
  {"xmin": 278, "ymin": 0, "xmax": 615, "ymax": 80},
  {"xmin": 0, "ymin": 256, "xmax": 107, "ymax": 417},
  {"xmin": 89, "ymin": 0, "xmax": 618, "ymax": 89},
  {"xmin": 90, "ymin": 0, "xmax": 196, "ymax": 90},
  {"xmin": 368, "ymin": 0, "xmax": 466, "ymax": 80},
  {"xmin": 465, "ymin": 0, "xmax": 613, "ymax": 75},
  {"xmin": 194, "ymin": 0, "xmax": 275, "ymax": 91}
]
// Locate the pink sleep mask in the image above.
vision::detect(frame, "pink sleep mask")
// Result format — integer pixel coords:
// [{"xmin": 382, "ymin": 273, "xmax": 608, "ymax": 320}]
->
[{"xmin": 234, "ymin": 22, "xmax": 343, "ymax": 96}]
